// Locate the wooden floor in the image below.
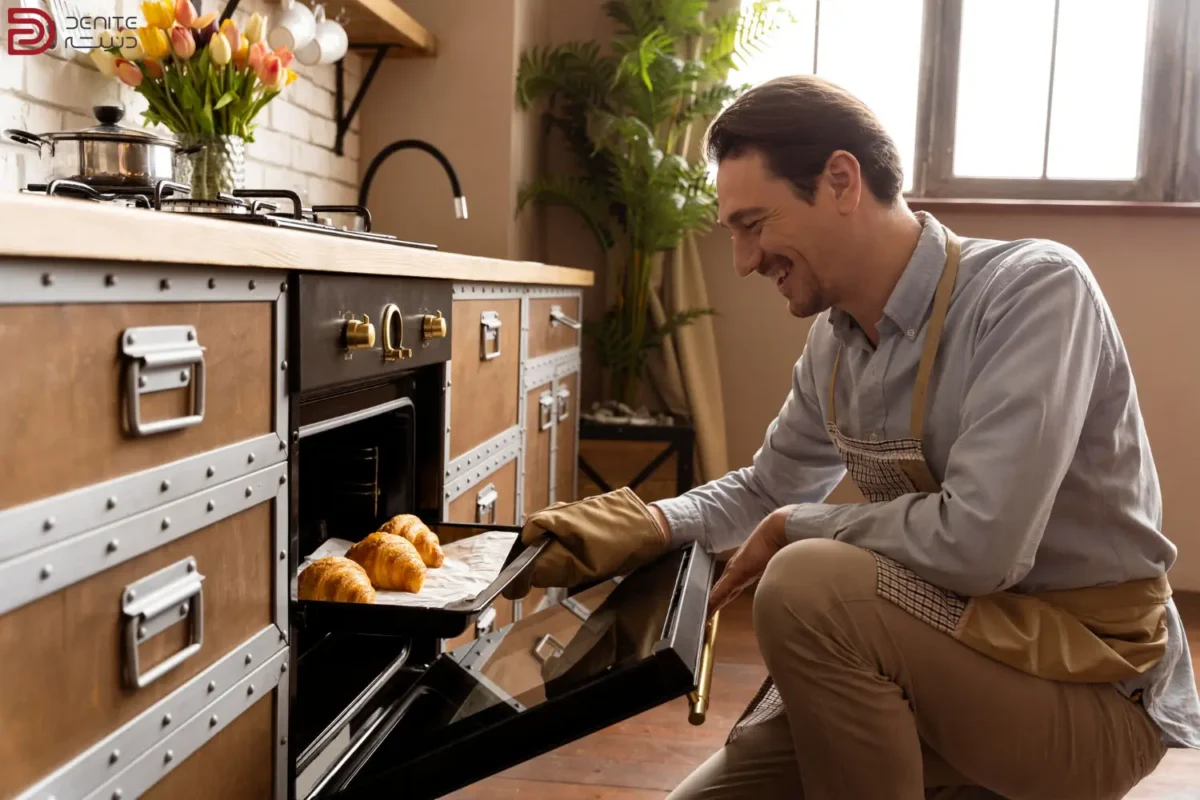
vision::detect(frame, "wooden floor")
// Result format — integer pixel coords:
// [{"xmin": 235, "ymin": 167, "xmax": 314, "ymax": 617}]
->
[{"xmin": 448, "ymin": 593, "xmax": 1200, "ymax": 799}]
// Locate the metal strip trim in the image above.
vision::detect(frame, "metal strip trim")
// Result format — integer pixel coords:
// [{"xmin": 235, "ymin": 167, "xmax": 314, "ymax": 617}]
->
[
  {"xmin": 441, "ymin": 361, "xmax": 453, "ymax": 520},
  {"xmin": 0, "ymin": 434, "xmax": 284, "ymax": 564},
  {"xmin": 0, "ymin": 261, "xmax": 282, "ymax": 304},
  {"xmin": 516, "ymin": 295, "xmax": 530, "ymax": 525},
  {"xmin": 452, "ymin": 283, "xmax": 585, "ymax": 300},
  {"xmin": 443, "ymin": 443, "xmax": 520, "ymax": 505},
  {"xmin": 16, "ymin": 626, "xmax": 285, "ymax": 800},
  {"xmin": 81, "ymin": 646, "xmax": 289, "ymax": 800},
  {"xmin": 522, "ymin": 348, "xmax": 581, "ymax": 392},
  {"xmin": 297, "ymin": 397, "xmax": 414, "ymax": 439},
  {"xmin": 275, "ymin": 669, "xmax": 289, "ymax": 800},
  {"xmin": 0, "ymin": 463, "xmax": 288, "ymax": 616},
  {"xmin": 444, "ymin": 426, "xmax": 522, "ymax": 486},
  {"xmin": 273, "ymin": 289, "xmax": 290, "ymax": 641}
]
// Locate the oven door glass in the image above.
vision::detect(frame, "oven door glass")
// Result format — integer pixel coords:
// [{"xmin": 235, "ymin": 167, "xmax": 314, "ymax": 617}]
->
[{"xmin": 310, "ymin": 542, "xmax": 713, "ymax": 800}]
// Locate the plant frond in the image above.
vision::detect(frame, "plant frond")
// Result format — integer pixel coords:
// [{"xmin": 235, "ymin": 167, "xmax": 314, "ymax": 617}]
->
[{"xmin": 516, "ymin": 177, "xmax": 615, "ymax": 255}]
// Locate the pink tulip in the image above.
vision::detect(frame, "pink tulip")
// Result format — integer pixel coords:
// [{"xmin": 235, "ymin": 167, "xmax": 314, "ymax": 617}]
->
[
  {"xmin": 219, "ymin": 19, "xmax": 241, "ymax": 56},
  {"xmin": 143, "ymin": 57, "xmax": 164, "ymax": 79},
  {"xmin": 247, "ymin": 40, "xmax": 269, "ymax": 74},
  {"xmin": 115, "ymin": 58, "xmax": 143, "ymax": 87},
  {"xmin": 257, "ymin": 53, "xmax": 281, "ymax": 88},
  {"xmin": 273, "ymin": 46, "xmax": 293, "ymax": 69},
  {"xmin": 174, "ymin": 0, "xmax": 197, "ymax": 27},
  {"xmin": 169, "ymin": 24, "xmax": 195, "ymax": 59}
]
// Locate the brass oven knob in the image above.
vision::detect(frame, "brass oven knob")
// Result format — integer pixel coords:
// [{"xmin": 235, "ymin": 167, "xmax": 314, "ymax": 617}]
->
[
  {"xmin": 422, "ymin": 311, "xmax": 447, "ymax": 340},
  {"xmin": 344, "ymin": 314, "xmax": 376, "ymax": 350}
]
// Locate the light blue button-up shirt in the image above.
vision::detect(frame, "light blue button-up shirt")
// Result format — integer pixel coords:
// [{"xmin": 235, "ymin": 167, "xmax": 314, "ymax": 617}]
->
[{"xmin": 655, "ymin": 213, "xmax": 1200, "ymax": 747}]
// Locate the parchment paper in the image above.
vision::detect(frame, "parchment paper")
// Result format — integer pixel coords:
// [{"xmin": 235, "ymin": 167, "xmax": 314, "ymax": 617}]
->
[{"xmin": 300, "ymin": 531, "xmax": 520, "ymax": 608}]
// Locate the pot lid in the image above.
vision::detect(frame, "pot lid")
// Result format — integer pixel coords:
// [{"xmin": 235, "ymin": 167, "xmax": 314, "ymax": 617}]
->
[{"xmin": 39, "ymin": 106, "xmax": 180, "ymax": 146}]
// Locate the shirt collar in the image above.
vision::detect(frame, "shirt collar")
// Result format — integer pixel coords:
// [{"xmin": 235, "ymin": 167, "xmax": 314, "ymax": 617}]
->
[{"xmin": 827, "ymin": 211, "xmax": 949, "ymax": 344}]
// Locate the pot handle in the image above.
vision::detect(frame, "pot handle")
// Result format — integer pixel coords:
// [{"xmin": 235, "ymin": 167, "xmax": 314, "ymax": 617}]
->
[
  {"xmin": 3, "ymin": 129, "xmax": 45, "ymax": 151},
  {"xmin": 175, "ymin": 144, "xmax": 204, "ymax": 156}
]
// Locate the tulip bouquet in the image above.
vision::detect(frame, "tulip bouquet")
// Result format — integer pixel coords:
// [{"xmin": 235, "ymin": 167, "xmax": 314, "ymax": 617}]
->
[{"xmin": 88, "ymin": 0, "xmax": 297, "ymax": 197}]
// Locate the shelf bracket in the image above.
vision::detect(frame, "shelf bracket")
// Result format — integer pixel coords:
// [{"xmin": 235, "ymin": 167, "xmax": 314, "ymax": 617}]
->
[{"xmin": 335, "ymin": 45, "xmax": 391, "ymax": 157}]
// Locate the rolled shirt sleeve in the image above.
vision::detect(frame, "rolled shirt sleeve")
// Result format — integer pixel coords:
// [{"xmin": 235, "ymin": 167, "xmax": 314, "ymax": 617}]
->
[
  {"xmin": 654, "ymin": 324, "xmax": 847, "ymax": 554},
  {"xmin": 784, "ymin": 259, "xmax": 1109, "ymax": 596}
]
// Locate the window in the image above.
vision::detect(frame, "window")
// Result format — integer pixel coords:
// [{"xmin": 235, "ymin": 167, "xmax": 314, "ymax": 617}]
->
[{"xmin": 732, "ymin": 0, "xmax": 1195, "ymax": 201}]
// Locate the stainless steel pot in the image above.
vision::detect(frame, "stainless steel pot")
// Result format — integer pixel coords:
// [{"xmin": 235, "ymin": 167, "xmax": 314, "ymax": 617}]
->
[{"xmin": 3, "ymin": 105, "xmax": 198, "ymax": 188}]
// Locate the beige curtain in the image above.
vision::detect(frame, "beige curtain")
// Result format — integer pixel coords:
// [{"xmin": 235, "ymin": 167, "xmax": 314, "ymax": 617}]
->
[{"xmin": 647, "ymin": 240, "xmax": 730, "ymax": 483}]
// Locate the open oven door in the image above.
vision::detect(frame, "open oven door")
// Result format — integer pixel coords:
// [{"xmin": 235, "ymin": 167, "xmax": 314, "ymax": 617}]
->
[{"xmin": 306, "ymin": 541, "xmax": 714, "ymax": 800}]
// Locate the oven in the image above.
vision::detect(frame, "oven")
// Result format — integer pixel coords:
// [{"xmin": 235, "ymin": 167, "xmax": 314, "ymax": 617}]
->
[{"xmin": 284, "ymin": 273, "xmax": 717, "ymax": 800}]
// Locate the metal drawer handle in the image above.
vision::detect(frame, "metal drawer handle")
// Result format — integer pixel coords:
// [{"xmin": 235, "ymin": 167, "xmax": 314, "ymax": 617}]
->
[
  {"xmin": 538, "ymin": 391, "xmax": 555, "ymax": 431},
  {"xmin": 556, "ymin": 386, "xmax": 571, "ymax": 423},
  {"xmin": 382, "ymin": 303, "xmax": 412, "ymax": 362},
  {"xmin": 480, "ymin": 311, "xmax": 502, "ymax": 361},
  {"xmin": 475, "ymin": 483, "xmax": 498, "ymax": 525},
  {"xmin": 122, "ymin": 325, "xmax": 207, "ymax": 437},
  {"xmin": 476, "ymin": 607, "xmax": 498, "ymax": 636},
  {"xmin": 549, "ymin": 305, "xmax": 581, "ymax": 330},
  {"xmin": 122, "ymin": 557, "xmax": 205, "ymax": 690},
  {"xmin": 533, "ymin": 633, "xmax": 565, "ymax": 664}
]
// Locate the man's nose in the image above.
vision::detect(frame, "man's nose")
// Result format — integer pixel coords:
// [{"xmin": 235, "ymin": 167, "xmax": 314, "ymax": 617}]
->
[{"xmin": 732, "ymin": 235, "xmax": 761, "ymax": 278}]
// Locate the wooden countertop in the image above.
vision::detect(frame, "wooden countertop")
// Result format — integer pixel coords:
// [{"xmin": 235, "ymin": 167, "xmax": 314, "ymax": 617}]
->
[{"xmin": 0, "ymin": 194, "xmax": 594, "ymax": 287}]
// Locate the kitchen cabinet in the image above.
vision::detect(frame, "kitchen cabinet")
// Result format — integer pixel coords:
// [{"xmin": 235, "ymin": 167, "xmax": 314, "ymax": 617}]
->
[{"xmin": 524, "ymin": 382, "xmax": 554, "ymax": 517}]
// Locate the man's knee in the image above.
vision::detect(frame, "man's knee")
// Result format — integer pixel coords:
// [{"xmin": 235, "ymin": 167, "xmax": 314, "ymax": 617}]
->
[{"xmin": 752, "ymin": 538, "xmax": 876, "ymax": 641}]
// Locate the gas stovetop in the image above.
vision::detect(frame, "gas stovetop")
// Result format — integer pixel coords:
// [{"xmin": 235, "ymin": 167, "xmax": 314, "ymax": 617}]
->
[{"xmin": 21, "ymin": 179, "xmax": 437, "ymax": 250}]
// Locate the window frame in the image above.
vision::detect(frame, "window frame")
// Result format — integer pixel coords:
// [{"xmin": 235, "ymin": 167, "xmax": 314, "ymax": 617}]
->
[{"xmin": 909, "ymin": 0, "xmax": 1192, "ymax": 202}]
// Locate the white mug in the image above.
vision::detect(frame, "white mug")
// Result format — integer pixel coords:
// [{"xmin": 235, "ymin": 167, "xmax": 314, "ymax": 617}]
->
[
  {"xmin": 267, "ymin": 0, "xmax": 316, "ymax": 52},
  {"xmin": 295, "ymin": 6, "xmax": 348, "ymax": 66}
]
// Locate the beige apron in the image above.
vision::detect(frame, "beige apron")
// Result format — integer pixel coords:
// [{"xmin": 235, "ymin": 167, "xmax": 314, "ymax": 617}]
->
[{"xmin": 729, "ymin": 225, "xmax": 1170, "ymax": 743}]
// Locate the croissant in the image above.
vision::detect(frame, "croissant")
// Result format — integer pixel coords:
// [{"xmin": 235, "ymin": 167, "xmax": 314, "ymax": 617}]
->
[
  {"xmin": 378, "ymin": 514, "xmax": 445, "ymax": 568},
  {"xmin": 347, "ymin": 532, "xmax": 426, "ymax": 592},
  {"xmin": 298, "ymin": 556, "xmax": 376, "ymax": 604}
]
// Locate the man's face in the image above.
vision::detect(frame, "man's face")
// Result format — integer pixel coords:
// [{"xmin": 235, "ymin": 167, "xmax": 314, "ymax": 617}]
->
[{"xmin": 716, "ymin": 150, "xmax": 849, "ymax": 318}]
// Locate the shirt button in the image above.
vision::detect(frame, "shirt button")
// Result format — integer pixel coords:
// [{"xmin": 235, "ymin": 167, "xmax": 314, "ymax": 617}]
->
[{"xmin": 906, "ymin": 329, "xmax": 916, "ymax": 340}]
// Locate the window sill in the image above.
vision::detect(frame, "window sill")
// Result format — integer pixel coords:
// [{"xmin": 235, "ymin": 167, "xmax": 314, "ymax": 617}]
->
[{"xmin": 906, "ymin": 197, "xmax": 1200, "ymax": 217}]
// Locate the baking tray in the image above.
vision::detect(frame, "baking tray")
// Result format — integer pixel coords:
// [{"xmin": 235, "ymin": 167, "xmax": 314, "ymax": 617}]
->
[{"xmin": 292, "ymin": 523, "xmax": 549, "ymax": 640}]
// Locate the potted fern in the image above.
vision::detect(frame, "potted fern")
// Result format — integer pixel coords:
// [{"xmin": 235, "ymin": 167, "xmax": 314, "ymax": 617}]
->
[{"xmin": 515, "ymin": 0, "xmax": 784, "ymax": 410}]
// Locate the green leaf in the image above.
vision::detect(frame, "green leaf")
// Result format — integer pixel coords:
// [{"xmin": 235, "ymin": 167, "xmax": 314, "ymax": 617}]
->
[{"xmin": 213, "ymin": 90, "xmax": 238, "ymax": 111}]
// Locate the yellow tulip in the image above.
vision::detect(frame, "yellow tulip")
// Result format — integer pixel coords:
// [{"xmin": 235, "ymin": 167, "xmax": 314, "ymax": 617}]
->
[
  {"xmin": 244, "ymin": 13, "xmax": 266, "ymax": 44},
  {"xmin": 285, "ymin": 68, "xmax": 298, "ymax": 86},
  {"xmin": 140, "ymin": 0, "xmax": 173, "ymax": 29},
  {"xmin": 137, "ymin": 26, "xmax": 171, "ymax": 59},
  {"xmin": 119, "ymin": 35, "xmax": 144, "ymax": 61},
  {"xmin": 89, "ymin": 48, "xmax": 118, "ymax": 77},
  {"xmin": 209, "ymin": 31, "xmax": 232, "ymax": 65}
]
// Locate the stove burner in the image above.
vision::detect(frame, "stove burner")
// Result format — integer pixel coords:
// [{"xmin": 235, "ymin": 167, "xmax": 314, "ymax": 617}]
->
[{"xmin": 21, "ymin": 179, "xmax": 437, "ymax": 250}]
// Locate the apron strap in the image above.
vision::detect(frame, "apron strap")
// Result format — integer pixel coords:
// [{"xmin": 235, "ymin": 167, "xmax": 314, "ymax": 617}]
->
[
  {"xmin": 825, "ymin": 226, "xmax": 963, "ymax": 439},
  {"xmin": 909, "ymin": 231, "xmax": 962, "ymax": 441}
]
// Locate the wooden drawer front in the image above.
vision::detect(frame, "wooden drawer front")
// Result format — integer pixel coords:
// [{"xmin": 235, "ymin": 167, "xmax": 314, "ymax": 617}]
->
[
  {"xmin": 141, "ymin": 692, "xmax": 274, "ymax": 800},
  {"xmin": 447, "ymin": 458, "xmax": 518, "ymax": 526},
  {"xmin": 450, "ymin": 299, "xmax": 520, "ymax": 460},
  {"xmin": 554, "ymin": 372, "xmax": 579, "ymax": 504},
  {"xmin": 527, "ymin": 297, "xmax": 581, "ymax": 359},
  {"xmin": 0, "ymin": 302, "xmax": 275, "ymax": 515},
  {"xmin": 0, "ymin": 502, "xmax": 274, "ymax": 797},
  {"xmin": 524, "ymin": 383, "xmax": 554, "ymax": 517}
]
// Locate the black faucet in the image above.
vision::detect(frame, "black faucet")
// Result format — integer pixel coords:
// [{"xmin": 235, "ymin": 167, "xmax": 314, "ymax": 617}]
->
[{"xmin": 358, "ymin": 139, "xmax": 468, "ymax": 220}]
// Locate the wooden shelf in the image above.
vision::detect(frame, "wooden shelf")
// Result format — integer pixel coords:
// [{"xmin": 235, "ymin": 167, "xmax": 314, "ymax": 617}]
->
[{"xmin": 323, "ymin": 0, "xmax": 436, "ymax": 56}]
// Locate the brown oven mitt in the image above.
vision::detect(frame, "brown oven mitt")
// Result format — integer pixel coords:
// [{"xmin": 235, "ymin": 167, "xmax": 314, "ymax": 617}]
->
[{"xmin": 502, "ymin": 487, "xmax": 670, "ymax": 600}]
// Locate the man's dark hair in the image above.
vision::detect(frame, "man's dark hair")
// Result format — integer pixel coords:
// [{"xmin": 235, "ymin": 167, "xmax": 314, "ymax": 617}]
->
[{"xmin": 705, "ymin": 75, "xmax": 904, "ymax": 204}]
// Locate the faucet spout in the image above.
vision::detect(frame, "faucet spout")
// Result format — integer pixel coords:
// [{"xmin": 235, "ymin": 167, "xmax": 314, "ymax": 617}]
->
[{"xmin": 358, "ymin": 139, "xmax": 468, "ymax": 220}]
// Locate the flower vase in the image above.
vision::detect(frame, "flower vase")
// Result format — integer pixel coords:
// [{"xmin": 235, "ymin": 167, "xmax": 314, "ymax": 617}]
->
[{"xmin": 176, "ymin": 134, "xmax": 246, "ymax": 200}]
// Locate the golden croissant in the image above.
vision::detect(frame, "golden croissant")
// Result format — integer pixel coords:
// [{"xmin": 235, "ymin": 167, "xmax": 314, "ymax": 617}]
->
[
  {"xmin": 378, "ymin": 514, "xmax": 445, "ymax": 568},
  {"xmin": 347, "ymin": 532, "xmax": 426, "ymax": 592},
  {"xmin": 298, "ymin": 556, "xmax": 376, "ymax": 604}
]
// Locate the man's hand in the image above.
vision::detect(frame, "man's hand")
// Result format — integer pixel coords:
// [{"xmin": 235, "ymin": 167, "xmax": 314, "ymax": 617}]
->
[{"xmin": 708, "ymin": 507, "xmax": 792, "ymax": 616}]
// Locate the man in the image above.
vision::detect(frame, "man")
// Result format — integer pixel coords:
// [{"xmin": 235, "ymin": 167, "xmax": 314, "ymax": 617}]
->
[{"xmin": 515, "ymin": 75, "xmax": 1200, "ymax": 798}]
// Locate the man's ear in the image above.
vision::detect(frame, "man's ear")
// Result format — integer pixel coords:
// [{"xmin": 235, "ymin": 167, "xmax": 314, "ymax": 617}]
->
[{"xmin": 823, "ymin": 150, "xmax": 862, "ymax": 214}]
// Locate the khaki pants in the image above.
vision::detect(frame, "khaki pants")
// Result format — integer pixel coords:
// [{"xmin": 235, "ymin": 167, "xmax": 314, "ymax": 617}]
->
[{"xmin": 669, "ymin": 540, "xmax": 1167, "ymax": 800}]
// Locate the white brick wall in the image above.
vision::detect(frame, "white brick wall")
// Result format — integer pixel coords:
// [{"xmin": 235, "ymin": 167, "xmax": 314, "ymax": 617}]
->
[{"xmin": 0, "ymin": 0, "xmax": 363, "ymax": 204}]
